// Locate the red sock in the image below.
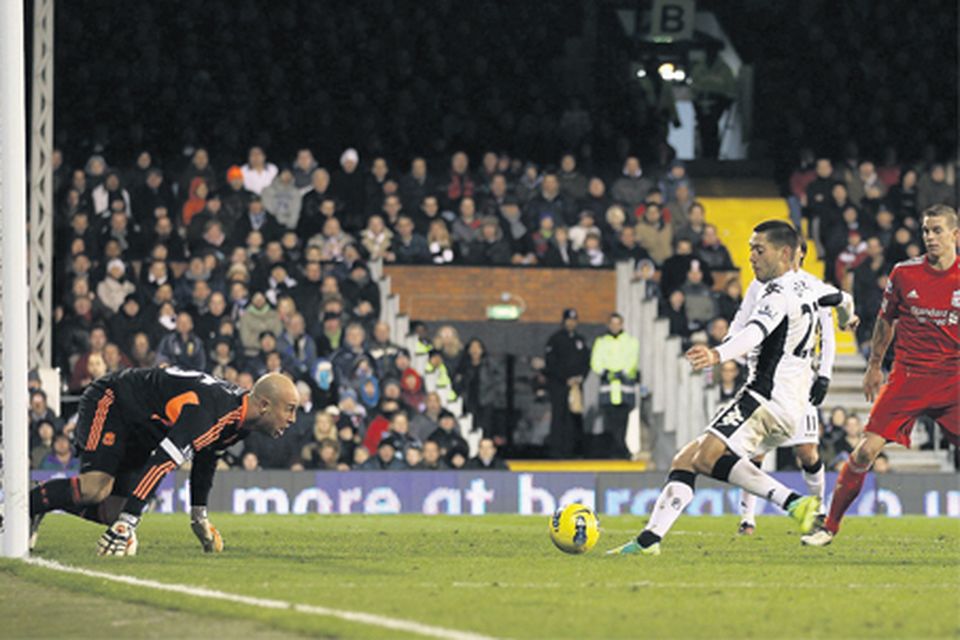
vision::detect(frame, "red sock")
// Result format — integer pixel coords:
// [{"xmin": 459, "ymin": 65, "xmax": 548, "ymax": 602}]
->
[{"xmin": 824, "ymin": 460, "xmax": 867, "ymax": 534}]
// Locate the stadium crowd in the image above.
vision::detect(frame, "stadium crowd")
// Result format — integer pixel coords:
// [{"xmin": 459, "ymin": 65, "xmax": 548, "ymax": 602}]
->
[
  {"xmin": 37, "ymin": 142, "xmax": 743, "ymax": 468},
  {"xmin": 20, "ymin": 135, "xmax": 957, "ymax": 472}
]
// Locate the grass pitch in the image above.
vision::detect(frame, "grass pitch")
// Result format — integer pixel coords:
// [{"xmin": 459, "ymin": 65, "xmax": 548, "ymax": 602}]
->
[{"xmin": 2, "ymin": 513, "xmax": 959, "ymax": 639}]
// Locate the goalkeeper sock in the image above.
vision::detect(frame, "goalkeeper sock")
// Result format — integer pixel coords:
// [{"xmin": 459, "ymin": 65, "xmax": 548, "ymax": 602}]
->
[
  {"xmin": 801, "ymin": 459, "xmax": 826, "ymax": 514},
  {"xmin": 29, "ymin": 477, "xmax": 85, "ymax": 517},
  {"xmin": 642, "ymin": 469, "xmax": 696, "ymax": 541}
]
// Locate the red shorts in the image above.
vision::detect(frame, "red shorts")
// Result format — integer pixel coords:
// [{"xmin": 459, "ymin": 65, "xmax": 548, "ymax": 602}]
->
[{"xmin": 865, "ymin": 365, "xmax": 959, "ymax": 447}]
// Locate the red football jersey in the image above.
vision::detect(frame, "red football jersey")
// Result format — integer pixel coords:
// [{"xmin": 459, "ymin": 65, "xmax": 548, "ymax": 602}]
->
[{"xmin": 880, "ymin": 256, "xmax": 960, "ymax": 371}]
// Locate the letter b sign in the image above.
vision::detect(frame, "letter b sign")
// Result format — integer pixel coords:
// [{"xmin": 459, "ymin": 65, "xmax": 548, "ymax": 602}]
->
[{"xmin": 651, "ymin": 0, "xmax": 695, "ymax": 42}]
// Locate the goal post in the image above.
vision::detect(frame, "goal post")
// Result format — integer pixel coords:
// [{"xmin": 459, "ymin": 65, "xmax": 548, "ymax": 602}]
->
[{"xmin": 1, "ymin": 0, "xmax": 31, "ymax": 558}]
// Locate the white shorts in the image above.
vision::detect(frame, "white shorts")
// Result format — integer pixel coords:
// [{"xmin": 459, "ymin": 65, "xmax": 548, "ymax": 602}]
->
[
  {"xmin": 705, "ymin": 392, "xmax": 794, "ymax": 459},
  {"xmin": 782, "ymin": 405, "xmax": 821, "ymax": 447}
]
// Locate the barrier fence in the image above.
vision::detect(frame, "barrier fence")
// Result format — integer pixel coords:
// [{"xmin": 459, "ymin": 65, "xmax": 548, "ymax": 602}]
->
[{"xmin": 27, "ymin": 471, "xmax": 960, "ymax": 517}]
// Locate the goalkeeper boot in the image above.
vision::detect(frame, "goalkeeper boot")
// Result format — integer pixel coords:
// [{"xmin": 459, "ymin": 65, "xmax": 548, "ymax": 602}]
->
[{"xmin": 786, "ymin": 495, "xmax": 821, "ymax": 534}]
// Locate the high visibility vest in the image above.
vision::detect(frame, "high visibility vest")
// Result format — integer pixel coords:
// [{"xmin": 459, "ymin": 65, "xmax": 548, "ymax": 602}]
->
[{"xmin": 590, "ymin": 332, "xmax": 640, "ymax": 406}]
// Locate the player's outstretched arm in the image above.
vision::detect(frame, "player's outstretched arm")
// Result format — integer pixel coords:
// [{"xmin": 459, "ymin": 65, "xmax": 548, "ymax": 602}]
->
[
  {"xmin": 864, "ymin": 317, "xmax": 895, "ymax": 402},
  {"xmin": 189, "ymin": 449, "xmax": 224, "ymax": 553}
]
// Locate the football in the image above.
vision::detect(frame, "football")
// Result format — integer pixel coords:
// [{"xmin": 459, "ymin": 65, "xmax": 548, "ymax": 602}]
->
[{"xmin": 549, "ymin": 503, "xmax": 600, "ymax": 554}]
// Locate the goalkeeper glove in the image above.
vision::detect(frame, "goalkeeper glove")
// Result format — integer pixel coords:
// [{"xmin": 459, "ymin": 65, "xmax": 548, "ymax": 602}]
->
[
  {"xmin": 97, "ymin": 513, "xmax": 140, "ymax": 556},
  {"xmin": 190, "ymin": 506, "xmax": 224, "ymax": 553},
  {"xmin": 809, "ymin": 375, "xmax": 830, "ymax": 406}
]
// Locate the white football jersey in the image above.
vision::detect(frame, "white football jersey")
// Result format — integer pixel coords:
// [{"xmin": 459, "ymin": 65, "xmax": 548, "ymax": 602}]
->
[
  {"xmin": 730, "ymin": 270, "xmax": 838, "ymax": 377},
  {"xmin": 729, "ymin": 270, "xmax": 823, "ymax": 433}
]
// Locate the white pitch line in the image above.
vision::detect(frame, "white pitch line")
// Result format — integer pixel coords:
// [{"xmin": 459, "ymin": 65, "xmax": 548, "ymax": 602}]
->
[{"xmin": 24, "ymin": 557, "xmax": 501, "ymax": 640}]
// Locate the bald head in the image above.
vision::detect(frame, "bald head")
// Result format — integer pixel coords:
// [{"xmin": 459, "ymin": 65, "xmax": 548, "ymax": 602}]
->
[
  {"xmin": 252, "ymin": 372, "xmax": 299, "ymax": 403},
  {"xmin": 247, "ymin": 373, "xmax": 300, "ymax": 438}
]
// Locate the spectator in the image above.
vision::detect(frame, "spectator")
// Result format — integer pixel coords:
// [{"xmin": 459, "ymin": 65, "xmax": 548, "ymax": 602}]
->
[
  {"xmin": 29, "ymin": 389, "xmax": 63, "ymax": 435},
  {"xmin": 420, "ymin": 439, "xmax": 448, "ymax": 470},
  {"xmin": 885, "ymin": 168, "xmax": 920, "ymax": 225},
  {"xmin": 454, "ymin": 338, "xmax": 505, "ymax": 442},
  {"xmin": 427, "ymin": 410, "xmax": 468, "ymax": 457},
  {"xmin": 680, "ymin": 262, "xmax": 718, "ymax": 332},
  {"xmin": 674, "ymin": 201, "xmax": 707, "ymax": 247},
  {"xmin": 696, "ymin": 224, "xmax": 735, "ymax": 271},
  {"xmin": 611, "ymin": 157, "xmax": 653, "ymax": 211},
  {"xmin": 541, "ymin": 225, "xmax": 575, "ymax": 267},
  {"xmin": 360, "ymin": 214, "xmax": 394, "ymax": 261},
  {"xmin": 470, "ymin": 217, "xmax": 513, "ymax": 265},
  {"xmin": 39, "ymin": 433, "xmax": 80, "ymax": 472},
  {"xmin": 133, "ymin": 167, "xmax": 176, "ymax": 226},
  {"xmin": 544, "ymin": 308, "xmax": 591, "ymax": 458},
  {"xmin": 589, "ymin": 313, "xmax": 639, "ymax": 459},
  {"xmin": 465, "ymin": 438, "xmax": 509, "ymax": 470},
  {"xmin": 69, "ymin": 324, "xmax": 108, "ymax": 392},
  {"xmin": 524, "ymin": 173, "xmax": 574, "ymax": 228},
  {"xmin": 331, "ymin": 322, "xmax": 373, "ymax": 383},
  {"xmin": 717, "ymin": 361, "xmax": 742, "ymax": 403},
  {"xmin": 578, "ymin": 177, "xmax": 612, "ymax": 221},
  {"xmin": 514, "ymin": 162, "xmax": 542, "ymax": 205},
  {"xmin": 331, "ymin": 148, "xmax": 366, "ymax": 232},
  {"xmin": 91, "ymin": 171, "xmax": 131, "ymax": 218},
  {"xmin": 232, "ymin": 195, "xmax": 283, "ymax": 246},
  {"xmin": 497, "ymin": 197, "xmax": 534, "ymax": 263},
  {"xmin": 411, "ymin": 391, "xmax": 444, "ymax": 441},
  {"xmin": 299, "ymin": 170, "xmax": 336, "ymax": 238},
  {"xmin": 443, "ymin": 151, "xmax": 475, "ymax": 210},
  {"xmin": 917, "ymin": 163, "xmax": 957, "ymax": 211},
  {"xmin": 341, "ymin": 262, "xmax": 380, "ymax": 325},
  {"xmin": 241, "ymin": 146, "xmax": 279, "ymax": 195},
  {"xmin": 359, "ymin": 437, "xmax": 407, "ymax": 470},
  {"xmin": 632, "ymin": 258, "xmax": 661, "ymax": 300},
  {"xmin": 715, "ymin": 278, "xmax": 743, "ymax": 323},
  {"xmin": 238, "ymin": 291, "xmax": 283, "ymax": 357},
  {"xmin": 660, "ymin": 238, "xmax": 713, "ymax": 297},
  {"xmin": 261, "ymin": 167, "xmax": 303, "ymax": 230},
  {"xmin": 291, "ymin": 149, "xmax": 318, "ymax": 192},
  {"xmin": 659, "ymin": 160, "xmax": 694, "ymax": 206},
  {"xmin": 129, "ymin": 331, "xmax": 157, "ymax": 368},
  {"xmin": 568, "ymin": 210, "xmax": 601, "ymax": 252},
  {"xmin": 386, "ymin": 215, "xmax": 430, "ymax": 264},
  {"xmin": 277, "ymin": 312, "xmax": 317, "ymax": 376},
  {"xmin": 399, "ymin": 157, "xmax": 434, "ymax": 213},
  {"xmin": 219, "ymin": 165, "xmax": 254, "ymax": 232},
  {"xmin": 30, "ymin": 420, "xmax": 57, "ymax": 469},
  {"xmin": 635, "ymin": 203, "xmax": 672, "ymax": 265},
  {"xmin": 181, "ymin": 178, "xmax": 211, "ymax": 228},
  {"xmin": 574, "ymin": 231, "xmax": 609, "ymax": 268},
  {"xmin": 156, "ymin": 311, "xmax": 207, "ymax": 371},
  {"xmin": 663, "ymin": 290, "xmax": 692, "ymax": 342},
  {"xmin": 609, "ymin": 224, "xmax": 650, "ymax": 264}
]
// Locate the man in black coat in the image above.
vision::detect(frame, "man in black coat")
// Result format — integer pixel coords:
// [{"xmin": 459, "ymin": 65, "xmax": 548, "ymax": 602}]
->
[{"xmin": 543, "ymin": 308, "xmax": 592, "ymax": 458}]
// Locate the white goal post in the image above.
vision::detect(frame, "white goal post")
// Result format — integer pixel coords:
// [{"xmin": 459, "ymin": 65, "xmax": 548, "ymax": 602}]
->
[{"xmin": 1, "ymin": 0, "xmax": 31, "ymax": 558}]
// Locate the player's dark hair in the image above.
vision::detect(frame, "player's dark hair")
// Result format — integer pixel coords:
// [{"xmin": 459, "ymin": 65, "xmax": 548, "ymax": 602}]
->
[
  {"xmin": 753, "ymin": 220, "xmax": 800, "ymax": 253},
  {"xmin": 921, "ymin": 204, "xmax": 958, "ymax": 229}
]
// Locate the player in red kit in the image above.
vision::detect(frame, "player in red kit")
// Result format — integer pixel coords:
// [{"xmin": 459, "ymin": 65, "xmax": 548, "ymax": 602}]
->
[{"xmin": 802, "ymin": 204, "xmax": 960, "ymax": 546}]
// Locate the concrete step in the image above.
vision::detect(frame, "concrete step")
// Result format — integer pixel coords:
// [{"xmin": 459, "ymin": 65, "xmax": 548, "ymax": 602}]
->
[{"xmin": 883, "ymin": 446, "xmax": 954, "ymax": 472}]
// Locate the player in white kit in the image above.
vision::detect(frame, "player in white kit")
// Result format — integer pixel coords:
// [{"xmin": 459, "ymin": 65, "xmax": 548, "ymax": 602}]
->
[
  {"xmin": 608, "ymin": 221, "xmax": 825, "ymax": 556},
  {"xmin": 732, "ymin": 241, "xmax": 859, "ymax": 534}
]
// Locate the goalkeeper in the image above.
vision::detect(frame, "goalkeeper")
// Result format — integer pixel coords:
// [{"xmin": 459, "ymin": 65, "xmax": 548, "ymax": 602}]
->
[{"xmin": 28, "ymin": 367, "xmax": 299, "ymax": 556}]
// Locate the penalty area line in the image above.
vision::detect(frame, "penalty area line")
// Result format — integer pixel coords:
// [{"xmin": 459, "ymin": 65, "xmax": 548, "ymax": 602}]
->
[{"xmin": 24, "ymin": 557, "xmax": 500, "ymax": 640}]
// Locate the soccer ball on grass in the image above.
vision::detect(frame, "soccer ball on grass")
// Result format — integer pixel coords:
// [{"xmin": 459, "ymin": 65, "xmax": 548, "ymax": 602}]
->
[{"xmin": 549, "ymin": 503, "xmax": 600, "ymax": 554}]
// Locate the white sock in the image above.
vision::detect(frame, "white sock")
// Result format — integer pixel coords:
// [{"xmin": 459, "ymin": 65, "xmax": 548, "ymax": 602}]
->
[
  {"xmin": 739, "ymin": 490, "xmax": 757, "ymax": 525},
  {"xmin": 644, "ymin": 480, "xmax": 695, "ymax": 539},
  {"xmin": 802, "ymin": 463, "xmax": 826, "ymax": 514},
  {"xmin": 727, "ymin": 458, "xmax": 797, "ymax": 510}
]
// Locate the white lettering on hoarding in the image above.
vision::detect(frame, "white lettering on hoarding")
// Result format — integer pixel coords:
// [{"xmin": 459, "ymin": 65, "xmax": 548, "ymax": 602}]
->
[
  {"xmin": 292, "ymin": 488, "xmax": 334, "ymax": 514},
  {"xmin": 233, "ymin": 487, "xmax": 290, "ymax": 514},
  {"xmin": 518, "ymin": 474, "xmax": 555, "ymax": 515},
  {"xmin": 423, "ymin": 488, "xmax": 462, "ymax": 515},
  {"xmin": 465, "ymin": 479, "xmax": 494, "ymax": 515}
]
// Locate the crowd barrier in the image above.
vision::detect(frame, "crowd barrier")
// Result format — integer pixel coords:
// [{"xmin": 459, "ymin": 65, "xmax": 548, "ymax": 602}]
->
[{"xmin": 28, "ymin": 471, "xmax": 960, "ymax": 517}]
